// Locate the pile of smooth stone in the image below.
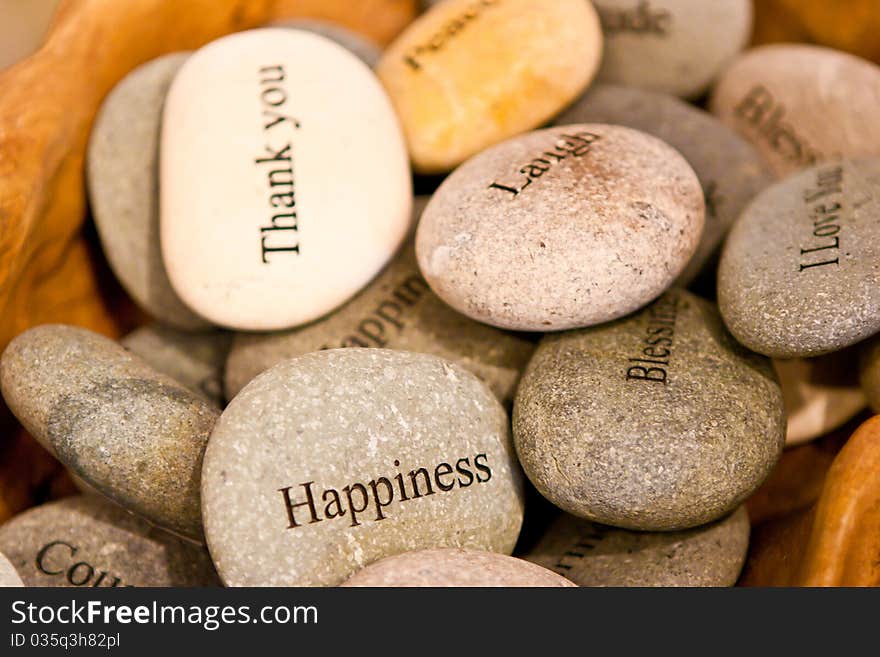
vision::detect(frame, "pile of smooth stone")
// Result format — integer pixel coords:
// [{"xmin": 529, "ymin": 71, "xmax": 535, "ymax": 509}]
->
[{"xmin": 1, "ymin": 0, "xmax": 880, "ymax": 588}]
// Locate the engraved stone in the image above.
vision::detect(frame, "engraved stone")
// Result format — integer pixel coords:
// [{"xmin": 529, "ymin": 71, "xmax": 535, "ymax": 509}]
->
[
  {"xmin": 161, "ymin": 29, "xmax": 411, "ymax": 331},
  {"xmin": 710, "ymin": 44, "xmax": 880, "ymax": 177},
  {"xmin": 593, "ymin": 0, "xmax": 752, "ymax": 99},
  {"xmin": 271, "ymin": 19, "xmax": 381, "ymax": 67},
  {"xmin": 513, "ymin": 289, "xmax": 784, "ymax": 531},
  {"xmin": 376, "ymin": 0, "xmax": 603, "ymax": 173},
  {"xmin": 526, "ymin": 506, "xmax": 749, "ymax": 587},
  {"xmin": 718, "ymin": 158, "xmax": 880, "ymax": 358},
  {"xmin": 775, "ymin": 353, "xmax": 866, "ymax": 446},
  {"xmin": 416, "ymin": 125, "xmax": 704, "ymax": 331},
  {"xmin": 555, "ymin": 84, "xmax": 771, "ymax": 285},
  {"xmin": 342, "ymin": 548, "xmax": 574, "ymax": 587},
  {"xmin": 0, "ymin": 550, "xmax": 23, "ymax": 587},
  {"xmin": 0, "ymin": 496, "xmax": 220, "ymax": 587},
  {"xmin": 0, "ymin": 325, "xmax": 218, "ymax": 540},
  {"xmin": 122, "ymin": 324, "xmax": 232, "ymax": 407},
  {"xmin": 202, "ymin": 349, "xmax": 525, "ymax": 586},
  {"xmin": 224, "ymin": 236, "xmax": 534, "ymax": 403},
  {"xmin": 87, "ymin": 53, "xmax": 209, "ymax": 330}
]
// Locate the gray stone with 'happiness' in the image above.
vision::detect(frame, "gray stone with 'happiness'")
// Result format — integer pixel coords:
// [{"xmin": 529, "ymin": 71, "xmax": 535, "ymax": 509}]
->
[
  {"xmin": 0, "ymin": 325, "xmax": 219, "ymax": 540},
  {"xmin": 526, "ymin": 506, "xmax": 749, "ymax": 587},
  {"xmin": 202, "ymin": 349, "xmax": 525, "ymax": 586},
  {"xmin": 513, "ymin": 289, "xmax": 784, "ymax": 531},
  {"xmin": 719, "ymin": 158, "xmax": 880, "ymax": 358},
  {"xmin": 0, "ymin": 496, "xmax": 220, "ymax": 587},
  {"xmin": 555, "ymin": 84, "xmax": 771, "ymax": 285}
]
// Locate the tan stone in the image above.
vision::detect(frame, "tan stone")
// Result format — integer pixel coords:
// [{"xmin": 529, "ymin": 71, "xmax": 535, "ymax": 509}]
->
[
  {"xmin": 377, "ymin": 0, "xmax": 602, "ymax": 173},
  {"xmin": 710, "ymin": 44, "xmax": 880, "ymax": 177}
]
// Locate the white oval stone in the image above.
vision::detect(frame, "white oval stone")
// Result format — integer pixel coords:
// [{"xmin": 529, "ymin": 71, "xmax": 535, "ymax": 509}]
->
[{"xmin": 161, "ymin": 28, "xmax": 412, "ymax": 331}]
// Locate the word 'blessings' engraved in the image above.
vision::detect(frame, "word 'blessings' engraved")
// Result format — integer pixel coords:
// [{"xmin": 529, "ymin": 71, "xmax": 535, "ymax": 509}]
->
[
  {"xmin": 800, "ymin": 165, "xmax": 844, "ymax": 272},
  {"xmin": 626, "ymin": 293, "xmax": 679, "ymax": 384},
  {"xmin": 255, "ymin": 65, "xmax": 302, "ymax": 264},
  {"xmin": 36, "ymin": 540, "xmax": 130, "ymax": 587},
  {"xmin": 489, "ymin": 132, "xmax": 601, "ymax": 198},
  {"xmin": 404, "ymin": 0, "xmax": 500, "ymax": 71},
  {"xmin": 598, "ymin": 0, "xmax": 671, "ymax": 36},
  {"xmin": 278, "ymin": 453, "xmax": 493, "ymax": 529},
  {"xmin": 733, "ymin": 85, "xmax": 822, "ymax": 168}
]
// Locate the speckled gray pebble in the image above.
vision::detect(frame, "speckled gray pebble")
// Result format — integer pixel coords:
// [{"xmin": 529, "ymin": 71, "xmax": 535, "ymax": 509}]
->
[
  {"xmin": 122, "ymin": 324, "xmax": 232, "ymax": 407},
  {"xmin": 0, "ymin": 550, "xmax": 23, "ymax": 587},
  {"xmin": 342, "ymin": 548, "xmax": 574, "ymax": 587},
  {"xmin": 526, "ymin": 506, "xmax": 749, "ymax": 587},
  {"xmin": 0, "ymin": 325, "xmax": 219, "ymax": 540},
  {"xmin": 417, "ymin": 124, "xmax": 704, "ymax": 331},
  {"xmin": 225, "ymin": 236, "xmax": 534, "ymax": 404},
  {"xmin": 271, "ymin": 19, "xmax": 381, "ymax": 66},
  {"xmin": 0, "ymin": 496, "xmax": 220, "ymax": 587},
  {"xmin": 555, "ymin": 84, "xmax": 771, "ymax": 285},
  {"xmin": 513, "ymin": 289, "xmax": 784, "ymax": 531},
  {"xmin": 202, "ymin": 349, "xmax": 525, "ymax": 586},
  {"xmin": 718, "ymin": 158, "xmax": 880, "ymax": 358},
  {"xmin": 87, "ymin": 53, "xmax": 209, "ymax": 330}
]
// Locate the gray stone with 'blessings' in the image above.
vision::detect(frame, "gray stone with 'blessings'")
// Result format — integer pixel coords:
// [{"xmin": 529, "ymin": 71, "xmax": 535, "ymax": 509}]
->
[{"xmin": 202, "ymin": 349, "xmax": 525, "ymax": 586}]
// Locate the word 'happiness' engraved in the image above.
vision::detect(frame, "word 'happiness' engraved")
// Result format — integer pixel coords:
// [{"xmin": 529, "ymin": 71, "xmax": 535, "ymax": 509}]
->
[
  {"xmin": 626, "ymin": 293, "xmax": 679, "ymax": 384},
  {"xmin": 598, "ymin": 0, "xmax": 671, "ymax": 36},
  {"xmin": 278, "ymin": 453, "xmax": 493, "ymax": 529},
  {"xmin": 404, "ymin": 0, "xmax": 500, "ymax": 71},
  {"xmin": 255, "ymin": 65, "xmax": 302, "ymax": 264},
  {"xmin": 489, "ymin": 132, "xmax": 601, "ymax": 198},
  {"xmin": 36, "ymin": 540, "xmax": 130, "ymax": 587},
  {"xmin": 800, "ymin": 165, "xmax": 844, "ymax": 272},
  {"xmin": 320, "ymin": 273, "xmax": 429, "ymax": 349},
  {"xmin": 733, "ymin": 85, "xmax": 822, "ymax": 168}
]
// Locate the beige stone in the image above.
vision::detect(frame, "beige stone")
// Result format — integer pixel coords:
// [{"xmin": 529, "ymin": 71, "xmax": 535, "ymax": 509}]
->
[
  {"xmin": 710, "ymin": 44, "xmax": 880, "ymax": 177},
  {"xmin": 342, "ymin": 548, "xmax": 574, "ymax": 587},
  {"xmin": 377, "ymin": 0, "xmax": 602, "ymax": 173}
]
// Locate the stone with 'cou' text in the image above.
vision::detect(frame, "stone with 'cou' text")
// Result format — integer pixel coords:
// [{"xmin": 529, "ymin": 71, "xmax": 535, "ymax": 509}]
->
[
  {"xmin": 201, "ymin": 349, "xmax": 525, "ymax": 586},
  {"xmin": 161, "ymin": 28, "xmax": 411, "ymax": 331},
  {"xmin": 513, "ymin": 289, "xmax": 784, "ymax": 531},
  {"xmin": 719, "ymin": 158, "xmax": 880, "ymax": 359},
  {"xmin": 0, "ymin": 496, "xmax": 219, "ymax": 587}
]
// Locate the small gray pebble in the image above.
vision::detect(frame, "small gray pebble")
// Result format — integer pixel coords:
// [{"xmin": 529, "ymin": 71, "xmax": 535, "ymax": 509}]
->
[
  {"xmin": 718, "ymin": 158, "xmax": 880, "ymax": 358},
  {"xmin": 0, "ymin": 325, "xmax": 219, "ymax": 540},
  {"xmin": 513, "ymin": 289, "xmax": 784, "ymax": 530},
  {"xmin": 122, "ymin": 323, "xmax": 232, "ymax": 407},
  {"xmin": 0, "ymin": 496, "xmax": 220, "ymax": 587},
  {"xmin": 87, "ymin": 53, "xmax": 209, "ymax": 330},
  {"xmin": 202, "ymin": 349, "xmax": 525, "ymax": 586},
  {"xmin": 526, "ymin": 506, "xmax": 749, "ymax": 587}
]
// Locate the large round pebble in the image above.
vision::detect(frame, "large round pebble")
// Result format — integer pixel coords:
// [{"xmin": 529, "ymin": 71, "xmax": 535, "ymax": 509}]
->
[
  {"xmin": 0, "ymin": 496, "xmax": 220, "ymax": 587},
  {"xmin": 593, "ymin": 0, "xmax": 752, "ymax": 99},
  {"xmin": 718, "ymin": 158, "xmax": 880, "ymax": 358},
  {"xmin": 225, "ymin": 236, "xmax": 534, "ymax": 403},
  {"xmin": 376, "ymin": 0, "xmax": 602, "ymax": 173},
  {"xmin": 122, "ymin": 324, "xmax": 232, "ymax": 407},
  {"xmin": 87, "ymin": 53, "xmax": 208, "ymax": 330},
  {"xmin": 527, "ymin": 506, "xmax": 749, "ymax": 587},
  {"xmin": 710, "ymin": 44, "xmax": 880, "ymax": 177},
  {"xmin": 555, "ymin": 84, "xmax": 771, "ymax": 285},
  {"xmin": 272, "ymin": 19, "xmax": 381, "ymax": 66},
  {"xmin": 342, "ymin": 548, "xmax": 574, "ymax": 587},
  {"xmin": 0, "ymin": 325, "xmax": 218, "ymax": 540},
  {"xmin": 0, "ymin": 551, "xmax": 23, "ymax": 587},
  {"xmin": 161, "ymin": 29, "xmax": 411, "ymax": 331},
  {"xmin": 202, "ymin": 349, "xmax": 525, "ymax": 586},
  {"xmin": 513, "ymin": 289, "xmax": 784, "ymax": 531},
  {"xmin": 416, "ymin": 124, "xmax": 704, "ymax": 331}
]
